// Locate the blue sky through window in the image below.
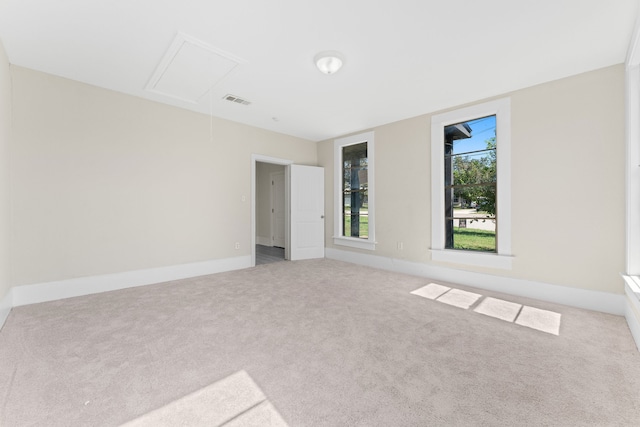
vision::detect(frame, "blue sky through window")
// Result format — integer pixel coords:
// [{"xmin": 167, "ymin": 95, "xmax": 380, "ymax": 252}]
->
[{"xmin": 452, "ymin": 115, "xmax": 496, "ymax": 155}]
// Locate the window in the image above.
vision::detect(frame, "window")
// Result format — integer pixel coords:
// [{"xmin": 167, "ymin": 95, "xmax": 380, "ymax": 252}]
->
[
  {"xmin": 445, "ymin": 115, "xmax": 497, "ymax": 251},
  {"xmin": 431, "ymin": 98, "xmax": 512, "ymax": 269},
  {"xmin": 626, "ymin": 61, "xmax": 640, "ymax": 275},
  {"xmin": 334, "ymin": 131, "xmax": 375, "ymax": 250}
]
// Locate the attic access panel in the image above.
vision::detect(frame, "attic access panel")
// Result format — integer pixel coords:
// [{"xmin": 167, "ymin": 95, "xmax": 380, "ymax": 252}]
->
[{"xmin": 146, "ymin": 32, "xmax": 245, "ymax": 104}]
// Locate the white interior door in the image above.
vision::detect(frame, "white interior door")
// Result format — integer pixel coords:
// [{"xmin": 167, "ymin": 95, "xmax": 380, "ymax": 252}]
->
[
  {"xmin": 271, "ymin": 171, "xmax": 286, "ymax": 248},
  {"xmin": 290, "ymin": 164, "xmax": 325, "ymax": 260}
]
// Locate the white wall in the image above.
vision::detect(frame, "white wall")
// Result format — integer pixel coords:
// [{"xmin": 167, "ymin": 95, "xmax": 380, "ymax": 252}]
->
[
  {"xmin": 318, "ymin": 65, "xmax": 626, "ymax": 295},
  {"xmin": 0, "ymin": 39, "xmax": 11, "ymax": 304},
  {"xmin": 10, "ymin": 66, "xmax": 317, "ymax": 287}
]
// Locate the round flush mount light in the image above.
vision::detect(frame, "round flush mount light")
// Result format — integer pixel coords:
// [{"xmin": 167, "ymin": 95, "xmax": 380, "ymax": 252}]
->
[{"xmin": 314, "ymin": 51, "xmax": 344, "ymax": 75}]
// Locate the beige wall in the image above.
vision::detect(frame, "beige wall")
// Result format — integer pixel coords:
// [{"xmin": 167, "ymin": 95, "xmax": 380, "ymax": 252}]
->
[
  {"xmin": 10, "ymin": 67, "xmax": 316, "ymax": 286},
  {"xmin": 318, "ymin": 64, "xmax": 626, "ymax": 294},
  {"xmin": 6, "ymin": 63, "xmax": 627, "ymax": 295},
  {"xmin": 256, "ymin": 162, "xmax": 285, "ymax": 244},
  {"xmin": 0, "ymin": 40, "xmax": 11, "ymax": 300}
]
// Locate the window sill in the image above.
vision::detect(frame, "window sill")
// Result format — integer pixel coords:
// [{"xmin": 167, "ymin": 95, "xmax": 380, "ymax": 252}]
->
[
  {"xmin": 622, "ymin": 274, "xmax": 640, "ymax": 297},
  {"xmin": 430, "ymin": 249, "xmax": 513, "ymax": 270},
  {"xmin": 333, "ymin": 236, "xmax": 376, "ymax": 251}
]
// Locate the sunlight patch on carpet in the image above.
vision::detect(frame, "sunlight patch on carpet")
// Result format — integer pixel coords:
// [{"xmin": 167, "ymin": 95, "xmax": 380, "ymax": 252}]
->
[
  {"xmin": 122, "ymin": 370, "xmax": 288, "ymax": 426},
  {"xmin": 410, "ymin": 283, "xmax": 451, "ymax": 299},
  {"xmin": 515, "ymin": 306, "xmax": 562, "ymax": 336},
  {"xmin": 411, "ymin": 284, "xmax": 562, "ymax": 335},
  {"xmin": 436, "ymin": 288, "xmax": 482, "ymax": 309},
  {"xmin": 474, "ymin": 297, "xmax": 522, "ymax": 322}
]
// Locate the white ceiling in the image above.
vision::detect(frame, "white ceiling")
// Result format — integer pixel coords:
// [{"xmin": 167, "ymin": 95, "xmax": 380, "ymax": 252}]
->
[{"xmin": 0, "ymin": 0, "xmax": 637, "ymax": 141}]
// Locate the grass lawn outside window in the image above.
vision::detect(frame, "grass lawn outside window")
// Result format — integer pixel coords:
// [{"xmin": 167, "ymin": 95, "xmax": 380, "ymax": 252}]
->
[{"xmin": 453, "ymin": 227, "xmax": 496, "ymax": 252}]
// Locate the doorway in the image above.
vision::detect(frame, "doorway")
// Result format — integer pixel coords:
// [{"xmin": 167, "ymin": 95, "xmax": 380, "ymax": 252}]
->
[
  {"xmin": 255, "ymin": 161, "xmax": 286, "ymax": 265},
  {"xmin": 251, "ymin": 154, "xmax": 325, "ymax": 267},
  {"xmin": 271, "ymin": 170, "xmax": 286, "ymax": 248}
]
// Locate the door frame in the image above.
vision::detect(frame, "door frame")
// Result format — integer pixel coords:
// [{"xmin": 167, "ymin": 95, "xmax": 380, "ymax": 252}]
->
[
  {"xmin": 251, "ymin": 154, "xmax": 293, "ymax": 267},
  {"xmin": 270, "ymin": 170, "xmax": 286, "ymax": 248}
]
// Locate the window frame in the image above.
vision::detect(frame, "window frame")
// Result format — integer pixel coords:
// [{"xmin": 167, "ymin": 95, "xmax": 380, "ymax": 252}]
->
[
  {"xmin": 430, "ymin": 98, "xmax": 513, "ymax": 269},
  {"xmin": 334, "ymin": 131, "xmax": 376, "ymax": 250}
]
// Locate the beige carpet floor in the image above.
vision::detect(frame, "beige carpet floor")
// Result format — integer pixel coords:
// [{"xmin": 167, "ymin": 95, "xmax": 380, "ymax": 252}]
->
[{"xmin": 1, "ymin": 258, "xmax": 639, "ymax": 426}]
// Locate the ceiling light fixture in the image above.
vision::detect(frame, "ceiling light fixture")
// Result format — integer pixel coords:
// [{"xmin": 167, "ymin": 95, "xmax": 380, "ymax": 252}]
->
[{"xmin": 314, "ymin": 51, "xmax": 344, "ymax": 75}]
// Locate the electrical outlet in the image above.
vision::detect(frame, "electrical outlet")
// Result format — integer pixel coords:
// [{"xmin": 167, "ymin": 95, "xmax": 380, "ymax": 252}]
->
[
  {"xmin": 397, "ymin": 242, "xmax": 403, "ymax": 250},
  {"xmin": 235, "ymin": 242, "xmax": 240, "ymax": 250}
]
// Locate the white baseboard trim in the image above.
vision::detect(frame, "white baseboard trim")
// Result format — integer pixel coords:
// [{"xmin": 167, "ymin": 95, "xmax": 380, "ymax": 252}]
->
[
  {"xmin": 0, "ymin": 287, "xmax": 12, "ymax": 331},
  {"xmin": 326, "ymin": 248, "xmax": 625, "ymax": 316},
  {"xmin": 11, "ymin": 255, "xmax": 252, "ymax": 308},
  {"xmin": 256, "ymin": 236, "xmax": 272, "ymax": 246},
  {"xmin": 623, "ymin": 276, "xmax": 640, "ymax": 351},
  {"xmin": 2, "ymin": 250, "xmax": 631, "ymax": 338}
]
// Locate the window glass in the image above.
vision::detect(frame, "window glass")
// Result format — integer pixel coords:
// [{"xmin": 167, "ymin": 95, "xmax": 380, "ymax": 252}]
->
[
  {"xmin": 444, "ymin": 115, "xmax": 497, "ymax": 252},
  {"xmin": 342, "ymin": 142, "xmax": 368, "ymax": 239}
]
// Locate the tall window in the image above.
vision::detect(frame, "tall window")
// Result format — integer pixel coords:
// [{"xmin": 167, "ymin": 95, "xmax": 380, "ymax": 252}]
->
[
  {"xmin": 334, "ymin": 131, "xmax": 375, "ymax": 250},
  {"xmin": 431, "ymin": 98, "xmax": 512, "ymax": 269},
  {"xmin": 444, "ymin": 115, "xmax": 497, "ymax": 252},
  {"xmin": 342, "ymin": 142, "xmax": 369, "ymax": 239}
]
